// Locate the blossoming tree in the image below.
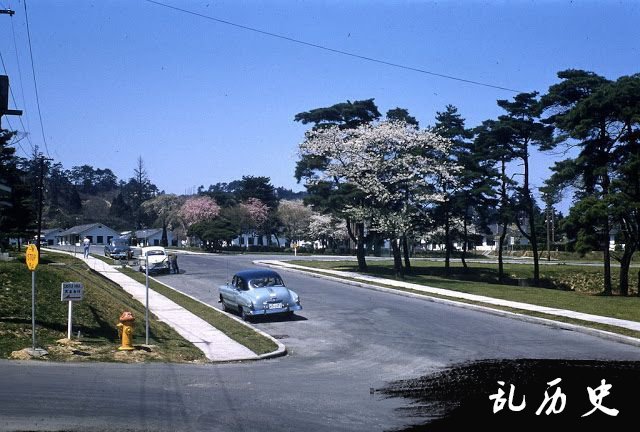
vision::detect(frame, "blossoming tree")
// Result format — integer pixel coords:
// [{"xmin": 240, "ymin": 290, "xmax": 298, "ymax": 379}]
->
[
  {"xmin": 299, "ymin": 120, "xmax": 458, "ymax": 276},
  {"xmin": 178, "ymin": 196, "xmax": 221, "ymax": 246}
]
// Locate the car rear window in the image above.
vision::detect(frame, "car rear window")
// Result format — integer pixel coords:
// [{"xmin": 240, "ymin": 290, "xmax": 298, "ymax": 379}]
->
[{"xmin": 249, "ymin": 276, "xmax": 284, "ymax": 288}]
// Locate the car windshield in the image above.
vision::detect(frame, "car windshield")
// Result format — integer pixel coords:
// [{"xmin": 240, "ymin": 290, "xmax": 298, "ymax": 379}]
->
[{"xmin": 249, "ymin": 276, "xmax": 284, "ymax": 288}]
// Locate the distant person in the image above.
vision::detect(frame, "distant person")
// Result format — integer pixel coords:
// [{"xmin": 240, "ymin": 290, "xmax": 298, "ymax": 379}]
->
[
  {"xmin": 83, "ymin": 237, "xmax": 90, "ymax": 258},
  {"xmin": 170, "ymin": 253, "xmax": 179, "ymax": 274}
]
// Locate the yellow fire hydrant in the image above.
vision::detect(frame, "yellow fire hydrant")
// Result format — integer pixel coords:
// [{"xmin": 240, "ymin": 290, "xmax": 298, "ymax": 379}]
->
[{"xmin": 116, "ymin": 311, "xmax": 135, "ymax": 351}]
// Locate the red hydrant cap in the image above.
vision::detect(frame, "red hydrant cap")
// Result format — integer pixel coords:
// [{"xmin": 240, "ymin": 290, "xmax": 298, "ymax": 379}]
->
[{"xmin": 119, "ymin": 311, "xmax": 135, "ymax": 322}]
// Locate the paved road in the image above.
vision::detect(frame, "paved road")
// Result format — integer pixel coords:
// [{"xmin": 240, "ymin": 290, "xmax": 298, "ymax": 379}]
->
[{"xmin": 2, "ymin": 252, "xmax": 640, "ymax": 432}]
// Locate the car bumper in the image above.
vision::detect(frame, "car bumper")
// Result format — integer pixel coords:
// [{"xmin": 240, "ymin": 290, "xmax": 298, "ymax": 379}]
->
[{"xmin": 245, "ymin": 304, "xmax": 302, "ymax": 316}]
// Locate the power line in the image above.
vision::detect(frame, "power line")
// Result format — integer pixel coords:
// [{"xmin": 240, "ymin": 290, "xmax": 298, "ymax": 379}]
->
[
  {"xmin": 9, "ymin": 131, "xmax": 30, "ymax": 158},
  {"xmin": 10, "ymin": 3, "xmax": 34, "ymax": 139},
  {"xmin": 143, "ymin": 0, "xmax": 522, "ymax": 94},
  {"xmin": 23, "ymin": 0, "xmax": 49, "ymax": 157},
  {"xmin": 0, "ymin": 49, "xmax": 35, "ymax": 153}
]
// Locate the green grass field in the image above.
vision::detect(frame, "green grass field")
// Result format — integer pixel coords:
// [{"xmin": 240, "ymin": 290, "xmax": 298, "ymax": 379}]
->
[{"xmin": 0, "ymin": 251, "xmax": 205, "ymax": 362}]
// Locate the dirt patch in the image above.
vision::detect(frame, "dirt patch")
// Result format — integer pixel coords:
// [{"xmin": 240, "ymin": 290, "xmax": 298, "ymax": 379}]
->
[
  {"xmin": 9, "ymin": 349, "xmax": 33, "ymax": 360},
  {"xmin": 113, "ymin": 345, "xmax": 163, "ymax": 362},
  {"xmin": 10, "ymin": 339, "xmax": 165, "ymax": 362}
]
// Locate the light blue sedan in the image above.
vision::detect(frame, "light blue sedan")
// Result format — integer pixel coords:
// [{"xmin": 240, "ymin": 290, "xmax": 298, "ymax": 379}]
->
[{"xmin": 218, "ymin": 269, "xmax": 302, "ymax": 321}]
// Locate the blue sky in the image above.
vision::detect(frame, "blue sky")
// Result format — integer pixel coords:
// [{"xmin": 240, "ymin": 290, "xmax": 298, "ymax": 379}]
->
[{"xmin": 1, "ymin": 0, "xmax": 639, "ymax": 213}]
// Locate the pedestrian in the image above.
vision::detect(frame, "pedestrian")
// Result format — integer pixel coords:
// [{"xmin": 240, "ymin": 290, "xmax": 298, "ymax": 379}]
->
[
  {"xmin": 169, "ymin": 252, "xmax": 179, "ymax": 274},
  {"xmin": 83, "ymin": 236, "xmax": 90, "ymax": 259}
]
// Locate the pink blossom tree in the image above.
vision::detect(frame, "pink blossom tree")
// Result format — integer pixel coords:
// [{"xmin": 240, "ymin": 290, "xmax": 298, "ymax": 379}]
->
[
  {"xmin": 178, "ymin": 196, "xmax": 221, "ymax": 246},
  {"xmin": 240, "ymin": 198, "xmax": 269, "ymax": 246}
]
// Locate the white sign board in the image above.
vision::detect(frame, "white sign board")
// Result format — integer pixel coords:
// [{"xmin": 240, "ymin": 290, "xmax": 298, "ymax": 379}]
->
[{"xmin": 61, "ymin": 282, "xmax": 84, "ymax": 301}]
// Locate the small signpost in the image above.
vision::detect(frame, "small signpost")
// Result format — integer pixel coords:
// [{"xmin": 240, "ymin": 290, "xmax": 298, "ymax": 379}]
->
[
  {"xmin": 61, "ymin": 282, "xmax": 84, "ymax": 339},
  {"xmin": 25, "ymin": 244, "xmax": 46, "ymax": 356}
]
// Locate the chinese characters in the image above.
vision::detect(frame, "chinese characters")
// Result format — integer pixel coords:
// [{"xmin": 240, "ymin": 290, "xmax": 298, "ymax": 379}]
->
[{"xmin": 490, "ymin": 378, "xmax": 618, "ymax": 417}]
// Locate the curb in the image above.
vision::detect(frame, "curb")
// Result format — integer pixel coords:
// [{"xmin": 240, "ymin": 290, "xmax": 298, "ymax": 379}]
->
[
  {"xmin": 149, "ymin": 277, "xmax": 287, "ymax": 361},
  {"xmin": 254, "ymin": 260, "xmax": 640, "ymax": 349}
]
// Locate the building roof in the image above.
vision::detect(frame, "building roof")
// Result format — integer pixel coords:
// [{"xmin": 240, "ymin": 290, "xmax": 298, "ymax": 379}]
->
[
  {"xmin": 41, "ymin": 228, "xmax": 64, "ymax": 236},
  {"xmin": 57, "ymin": 223, "xmax": 117, "ymax": 237},
  {"xmin": 135, "ymin": 228, "xmax": 164, "ymax": 239}
]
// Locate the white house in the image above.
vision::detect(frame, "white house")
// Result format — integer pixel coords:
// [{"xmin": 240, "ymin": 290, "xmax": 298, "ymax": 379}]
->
[
  {"xmin": 40, "ymin": 228, "xmax": 64, "ymax": 246},
  {"xmin": 133, "ymin": 228, "xmax": 175, "ymax": 247},
  {"xmin": 55, "ymin": 223, "xmax": 120, "ymax": 246},
  {"xmin": 231, "ymin": 233, "xmax": 280, "ymax": 248}
]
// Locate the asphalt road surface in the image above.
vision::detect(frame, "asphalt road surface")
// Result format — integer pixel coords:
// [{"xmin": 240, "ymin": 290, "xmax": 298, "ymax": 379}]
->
[{"xmin": 1, "ymin": 252, "xmax": 639, "ymax": 431}]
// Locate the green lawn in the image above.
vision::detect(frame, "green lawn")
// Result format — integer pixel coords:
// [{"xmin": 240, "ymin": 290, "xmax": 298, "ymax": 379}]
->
[{"xmin": 0, "ymin": 251, "xmax": 205, "ymax": 362}]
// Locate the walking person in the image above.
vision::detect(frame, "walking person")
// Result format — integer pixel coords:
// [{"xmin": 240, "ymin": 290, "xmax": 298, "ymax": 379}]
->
[{"xmin": 83, "ymin": 236, "xmax": 90, "ymax": 259}]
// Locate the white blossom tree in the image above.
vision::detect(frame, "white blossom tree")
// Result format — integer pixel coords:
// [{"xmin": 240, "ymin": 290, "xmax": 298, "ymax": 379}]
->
[
  {"xmin": 276, "ymin": 199, "xmax": 313, "ymax": 246},
  {"xmin": 299, "ymin": 120, "xmax": 459, "ymax": 276},
  {"xmin": 307, "ymin": 213, "xmax": 349, "ymax": 251}
]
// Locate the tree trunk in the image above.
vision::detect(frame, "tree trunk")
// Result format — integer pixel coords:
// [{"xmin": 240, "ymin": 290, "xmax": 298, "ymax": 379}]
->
[
  {"xmin": 618, "ymin": 245, "xmax": 635, "ymax": 296},
  {"xmin": 390, "ymin": 238, "xmax": 404, "ymax": 279},
  {"xmin": 350, "ymin": 222, "xmax": 367, "ymax": 271},
  {"xmin": 161, "ymin": 224, "xmax": 168, "ymax": 247},
  {"xmin": 498, "ymin": 222, "xmax": 507, "ymax": 284},
  {"xmin": 461, "ymin": 215, "xmax": 469, "ymax": 268},
  {"xmin": 444, "ymin": 212, "xmax": 451, "ymax": 275},
  {"xmin": 402, "ymin": 235, "xmax": 411, "ymax": 271},
  {"xmin": 519, "ymin": 142, "xmax": 540, "ymax": 286},
  {"xmin": 498, "ymin": 159, "xmax": 508, "ymax": 284}
]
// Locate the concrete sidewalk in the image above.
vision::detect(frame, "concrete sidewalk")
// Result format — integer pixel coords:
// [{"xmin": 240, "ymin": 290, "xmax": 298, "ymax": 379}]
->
[
  {"xmin": 55, "ymin": 250, "xmax": 283, "ymax": 362},
  {"xmin": 255, "ymin": 259, "xmax": 640, "ymax": 345}
]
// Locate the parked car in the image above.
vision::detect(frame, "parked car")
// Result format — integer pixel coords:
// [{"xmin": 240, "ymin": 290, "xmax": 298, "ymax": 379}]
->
[
  {"xmin": 218, "ymin": 269, "xmax": 302, "ymax": 321},
  {"xmin": 104, "ymin": 238, "xmax": 131, "ymax": 260},
  {"xmin": 138, "ymin": 246, "xmax": 170, "ymax": 273}
]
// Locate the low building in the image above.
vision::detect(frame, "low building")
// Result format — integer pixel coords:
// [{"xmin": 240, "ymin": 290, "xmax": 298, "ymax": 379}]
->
[
  {"xmin": 55, "ymin": 223, "xmax": 119, "ymax": 246},
  {"xmin": 40, "ymin": 228, "xmax": 64, "ymax": 246},
  {"xmin": 133, "ymin": 228, "xmax": 175, "ymax": 247}
]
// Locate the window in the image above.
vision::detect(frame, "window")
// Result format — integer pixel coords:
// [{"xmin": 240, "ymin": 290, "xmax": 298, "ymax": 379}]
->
[
  {"xmin": 97, "ymin": 236, "xmax": 104, "ymax": 244},
  {"xmin": 107, "ymin": 236, "xmax": 113, "ymax": 244},
  {"xmin": 250, "ymin": 276, "xmax": 284, "ymax": 288}
]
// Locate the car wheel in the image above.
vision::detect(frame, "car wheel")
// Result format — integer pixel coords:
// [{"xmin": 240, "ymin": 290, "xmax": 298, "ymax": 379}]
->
[
  {"xmin": 220, "ymin": 298, "xmax": 228, "ymax": 312},
  {"xmin": 239, "ymin": 307, "xmax": 250, "ymax": 322}
]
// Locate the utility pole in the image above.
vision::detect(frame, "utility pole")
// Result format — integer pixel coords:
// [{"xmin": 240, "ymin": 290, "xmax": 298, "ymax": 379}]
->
[
  {"xmin": 35, "ymin": 154, "xmax": 51, "ymax": 255},
  {"xmin": 1, "ymin": 9, "xmax": 22, "ymax": 129}
]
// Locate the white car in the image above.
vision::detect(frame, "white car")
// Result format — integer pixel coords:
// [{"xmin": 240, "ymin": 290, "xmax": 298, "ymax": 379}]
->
[{"xmin": 138, "ymin": 246, "xmax": 170, "ymax": 273}]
